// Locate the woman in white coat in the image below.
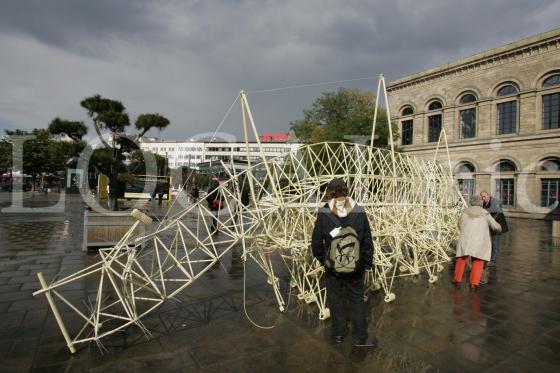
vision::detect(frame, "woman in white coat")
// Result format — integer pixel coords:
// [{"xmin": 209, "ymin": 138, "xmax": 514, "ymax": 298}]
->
[{"xmin": 453, "ymin": 195, "xmax": 501, "ymax": 290}]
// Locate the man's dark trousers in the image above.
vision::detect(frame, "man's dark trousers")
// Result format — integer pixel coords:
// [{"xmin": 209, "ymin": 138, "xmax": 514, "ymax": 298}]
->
[{"xmin": 325, "ymin": 270, "xmax": 368, "ymax": 341}]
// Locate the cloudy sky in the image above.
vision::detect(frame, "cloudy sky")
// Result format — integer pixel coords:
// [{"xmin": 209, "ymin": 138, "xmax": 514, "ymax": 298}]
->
[{"xmin": 1, "ymin": 0, "xmax": 559, "ymax": 141}]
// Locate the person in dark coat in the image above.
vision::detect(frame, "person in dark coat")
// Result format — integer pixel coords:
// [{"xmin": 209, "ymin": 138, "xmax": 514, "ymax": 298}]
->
[
  {"xmin": 150, "ymin": 183, "xmax": 158, "ymax": 205},
  {"xmin": 240, "ymin": 183, "xmax": 250, "ymax": 208},
  {"xmin": 311, "ymin": 178, "xmax": 376, "ymax": 347},
  {"xmin": 206, "ymin": 181, "xmax": 225, "ymax": 235},
  {"xmin": 191, "ymin": 186, "xmax": 199, "ymax": 203},
  {"xmin": 157, "ymin": 187, "xmax": 164, "ymax": 206},
  {"xmin": 235, "ymin": 179, "xmax": 251, "ymax": 224},
  {"xmin": 480, "ymin": 191, "xmax": 509, "ymax": 266}
]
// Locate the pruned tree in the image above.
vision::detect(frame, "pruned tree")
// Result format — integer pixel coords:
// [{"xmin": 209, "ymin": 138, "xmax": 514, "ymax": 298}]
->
[
  {"xmin": 127, "ymin": 149, "xmax": 167, "ymax": 175},
  {"xmin": 76, "ymin": 94, "xmax": 170, "ymax": 210},
  {"xmin": 48, "ymin": 118, "xmax": 88, "ymax": 141},
  {"xmin": 135, "ymin": 114, "xmax": 170, "ymax": 138}
]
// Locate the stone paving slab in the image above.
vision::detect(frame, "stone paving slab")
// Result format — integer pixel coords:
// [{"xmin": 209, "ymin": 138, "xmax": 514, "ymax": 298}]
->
[{"xmin": 0, "ymin": 194, "xmax": 559, "ymax": 372}]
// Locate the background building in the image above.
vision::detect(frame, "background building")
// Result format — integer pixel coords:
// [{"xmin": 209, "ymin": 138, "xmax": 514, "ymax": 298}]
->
[
  {"xmin": 139, "ymin": 137, "xmax": 300, "ymax": 170},
  {"xmin": 139, "ymin": 138, "xmax": 205, "ymax": 169},
  {"xmin": 388, "ymin": 28, "xmax": 560, "ymax": 219}
]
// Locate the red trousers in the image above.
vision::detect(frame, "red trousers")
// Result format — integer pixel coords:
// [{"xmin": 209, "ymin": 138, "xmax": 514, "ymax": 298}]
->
[{"xmin": 454, "ymin": 256, "xmax": 485, "ymax": 286}]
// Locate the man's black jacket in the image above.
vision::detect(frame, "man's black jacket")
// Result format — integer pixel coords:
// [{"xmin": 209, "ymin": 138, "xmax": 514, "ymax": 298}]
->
[
  {"xmin": 482, "ymin": 197, "xmax": 509, "ymax": 234},
  {"xmin": 311, "ymin": 203, "xmax": 374, "ymax": 272}
]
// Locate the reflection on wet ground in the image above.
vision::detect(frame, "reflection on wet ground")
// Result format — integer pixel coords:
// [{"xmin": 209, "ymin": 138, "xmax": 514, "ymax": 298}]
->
[{"xmin": 0, "ymin": 194, "xmax": 559, "ymax": 371}]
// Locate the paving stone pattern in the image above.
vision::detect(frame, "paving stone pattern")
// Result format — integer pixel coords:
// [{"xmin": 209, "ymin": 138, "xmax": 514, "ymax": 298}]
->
[{"xmin": 0, "ymin": 192, "xmax": 559, "ymax": 372}]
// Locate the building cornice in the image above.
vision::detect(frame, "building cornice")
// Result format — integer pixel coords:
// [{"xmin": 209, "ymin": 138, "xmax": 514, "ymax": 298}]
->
[
  {"xmin": 400, "ymin": 131, "xmax": 560, "ymax": 153},
  {"xmin": 387, "ymin": 28, "xmax": 560, "ymax": 93}
]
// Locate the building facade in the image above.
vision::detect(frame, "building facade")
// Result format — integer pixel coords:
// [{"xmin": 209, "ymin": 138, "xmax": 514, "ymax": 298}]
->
[
  {"xmin": 139, "ymin": 138, "xmax": 300, "ymax": 170},
  {"xmin": 388, "ymin": 29, "xmax": 560, "ymax": 219},
  {"xmin": 139, "ymin": 138, "xmax": 205, "ymax": 169}
]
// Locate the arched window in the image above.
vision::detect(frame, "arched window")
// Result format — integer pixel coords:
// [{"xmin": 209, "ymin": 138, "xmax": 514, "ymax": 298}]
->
[
  {"xmin": 540, "ymin": 157, "xmax": 560, "ymax": 207},
  {"xmin": 458, "ymin": 93, "xmax": 477, "ymax": 139},
  {"xmin": 460, "ymin": 93, "xmax": 477, "ymax": 104},
  {"xmin": 494, "ymin": 160, "xmax": 516, "ymax": 206},
  {"xmin": 401, "ymin": 119, "xmax": 413, "ymax": 145},
  {"xmin": 456, "ymin": 162, "xmax": 475, "ymax": 201},
  {"xmin": 400, "ymin": 106, "xmax": 414, "ymax": 145},
  {"xmin": 401, "ymin": 106, "xmax": 414, "ymax": 116},
  {"xmin": 427, "ymin": 100, "xmax": 443, "ymax": 143},
  {"xmin": 543, "ymin": 74, "xmax": 560, "ymax": 88},
  {"xmin": 495, "ymin": 159, "xmax": 516, "ymax": 172},
  {"xmin": 496, "ymin": 84, "xmax": 518, "ymax": 135},
  {"xmin": 428, "ymin": 100, "xmax": 443, "ymax": 111},
  {"xmin": 542, "ymin": 75, "xmax": 560, "ymax": 130},
  {"xmin": 497, "ymin": 84, "xmax": 519, "ymax": 97},
  {"xmin": 540, "ymin": 157, "xmax": 560, "ymax": 172},
  {"xmin": 457, "ymin": 162, "xmax": 475, "ymax": 173}
]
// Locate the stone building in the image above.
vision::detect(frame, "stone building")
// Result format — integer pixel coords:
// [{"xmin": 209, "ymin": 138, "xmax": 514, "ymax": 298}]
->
[{"xmin": 387, "ymin": 28, "xmax": 560, "ymax": 219}]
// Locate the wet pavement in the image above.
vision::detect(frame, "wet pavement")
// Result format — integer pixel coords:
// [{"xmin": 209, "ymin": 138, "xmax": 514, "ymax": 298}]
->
[{"xmin": 0, "ymin": 191, "xmax": 559, "ymax": 372}]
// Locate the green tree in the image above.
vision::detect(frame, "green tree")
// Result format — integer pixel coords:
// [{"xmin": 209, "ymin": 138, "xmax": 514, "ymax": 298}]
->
[
  {"xmin": 48, "ymin": 140, "xmax": 86, "ymax": 170},
  {"xmin": 80, "ymin": 95, "xmax": 127, "ymax": 148},
  {"xmin": 1, "ymin": 123, "xmax": 87, "ymax": 191},
  {"xmin": 135, "ymin": 114, "xmax": 170, "ymax": 138},
  {"xmin": 127, "ymin": 149, "xmax": 167, "ymax": 175},
  {"xmin": 4, "ymin": 129, "xmax": 51, "ymax": 188},
  {"xmin": 77, "ymin": 94, "xmax": 170, "ymax": 210},
  {"xmin": 47, "ymin": 117, "xmax": 88, "ymax": 170},
  {"xmin": 290, "ymin": 87, "xmax": 395, "ymax": 147},
  {"xmin": 90, "ymin": 148, "xmax": 115, "ymax": 176},
  {"xmin": 0, "ymin": 134, "xmax": 12, "ymax": 172},
  {"xmin": 48, "ymin": 118, "xmax": 88, "ymax": 141}
]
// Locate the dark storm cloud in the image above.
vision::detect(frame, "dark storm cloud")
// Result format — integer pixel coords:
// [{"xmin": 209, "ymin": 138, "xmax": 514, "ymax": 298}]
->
[
  {"xmin": 0, "ymin": 0, "xmax": 159, "ymax": 55},
  {"xmin": 0, "ymin": 0, "xmax": 559, "ymax": 139}
]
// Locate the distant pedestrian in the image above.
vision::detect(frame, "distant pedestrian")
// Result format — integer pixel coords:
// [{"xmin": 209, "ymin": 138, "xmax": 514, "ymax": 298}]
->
[
  {"xmin": 150, "ymin": 184, "xmax": 158, "ymax": 205},
  {"xmin": 191, "ymin": 186, "xmax": 199, "ymax": 203},
  {"xmin": 157, "ymin": 188, "xmax": 164, "ymax": 206},
  {"xmin": 240, "ymin": 182, "xmax": 250, "ymax": 208},
  {"xmin": 235, "ymin": 180, "xmax": 250, "ymax": 224},
  {"xmin": 206, "ymin": 181, "xmax": 225, "ymax": 235},
  {"xmin": 453, "ymin": 195, "xmax": 501, "ymax": 290},
  {"xmin": 311, "ymin": 178, "xmax": 376, "ymax": 348},
  {"xmin": 480, "ymin": 191, "xmax": 509, "ymax": 266}
]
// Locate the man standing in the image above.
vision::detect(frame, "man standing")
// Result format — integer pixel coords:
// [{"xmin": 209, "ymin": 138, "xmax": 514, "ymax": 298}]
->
[{"xmin": 480, "ymin": 191, "xmax": 509, "ymax": 266}]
